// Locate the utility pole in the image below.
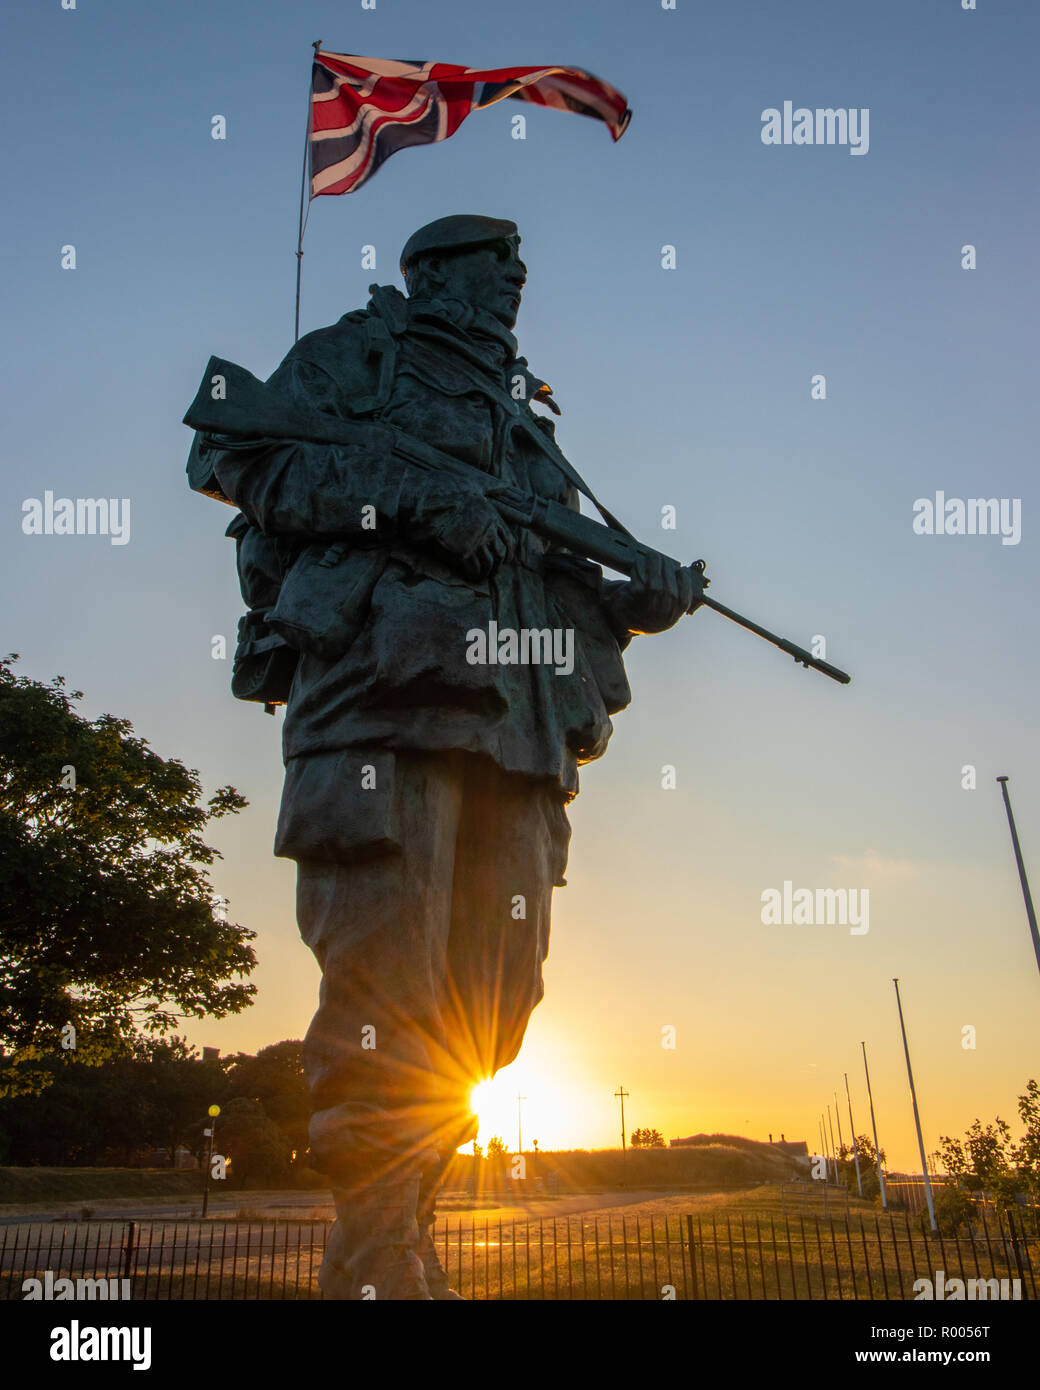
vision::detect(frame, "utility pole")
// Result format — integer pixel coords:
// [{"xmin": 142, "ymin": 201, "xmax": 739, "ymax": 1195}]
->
[
  {"xmin": 997, "ymin": 776, "xmax": 1040, "ymax": 979},
  {"xmin": 615, "ymin": 1086, "xmax": 629, "ymax": 1151},
  {"xmin": 861, "ymin": 1041, "xmax": 887, "ymax": 1211},
  {"xmin": 845, "ymin": 1071, "xmax": 863, "ymax": 1197},
  {"xmin": 826, "ymin": 1104, "xmax": 838, "ymax": 1184},
  {"xmin": 517, "ymin": 1093, "xmax": 526, "ymax": 1155},
  {"xmin": 893, "ymin": 978, "xmax": 937, "ymax": 1233}
]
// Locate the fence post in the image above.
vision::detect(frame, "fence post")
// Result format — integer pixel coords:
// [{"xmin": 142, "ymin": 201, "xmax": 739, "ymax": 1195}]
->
[
  {"xmin": 122, "ymin": 1221, "xmax": 136, "ymax": 1283},
  {"xmin": 1003, "ymin": 1210, "xmax": 1030, "ymax": 1296},
  {"xmin": 685, "ymin": 1215, "xmax": 698, "ymax": 1300}
]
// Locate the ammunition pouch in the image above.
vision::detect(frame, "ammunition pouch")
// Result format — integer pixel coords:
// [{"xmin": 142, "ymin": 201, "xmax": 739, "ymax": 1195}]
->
[{"xmin": 268, "ymin": 542, "xmax": 389, "ymax": 662}]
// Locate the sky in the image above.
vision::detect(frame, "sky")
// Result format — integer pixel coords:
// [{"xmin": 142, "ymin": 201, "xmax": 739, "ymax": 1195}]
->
[{"xmin": 2, "ymin": 0, "xmax": 1038, "ymax": 1171}]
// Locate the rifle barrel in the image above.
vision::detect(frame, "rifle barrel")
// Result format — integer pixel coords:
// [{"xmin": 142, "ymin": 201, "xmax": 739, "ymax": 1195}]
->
[{"xmin": 698, "ymin": 596, "xmax": 851, "ymax": 684}]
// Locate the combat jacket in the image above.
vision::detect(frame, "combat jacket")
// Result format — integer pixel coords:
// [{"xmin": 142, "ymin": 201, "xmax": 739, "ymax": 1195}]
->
[{"xmin": 209, "ymin": 286, "xmax": 634, "ymax": 850}]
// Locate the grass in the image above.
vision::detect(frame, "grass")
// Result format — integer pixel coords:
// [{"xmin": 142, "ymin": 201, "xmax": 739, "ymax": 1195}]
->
[{"xmin": 0, "ymin": 1167, "xmax": 202, "ymax": 1206}]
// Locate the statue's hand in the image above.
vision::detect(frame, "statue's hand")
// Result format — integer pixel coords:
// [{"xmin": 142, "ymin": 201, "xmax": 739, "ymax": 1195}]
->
[
  {"xmin": 424, "ymin": 490, "xmax": 515, "ymax": 580},
  {"xmin": 611, "ymin": 552, "xmax": 701, "ymax": 635}
]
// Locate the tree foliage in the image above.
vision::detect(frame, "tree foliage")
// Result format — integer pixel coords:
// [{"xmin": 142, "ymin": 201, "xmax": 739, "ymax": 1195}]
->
[
  {"xmin": 0, "ymin": 656, "xmax": 256, "ymax": 1089},
  {"xmin": 202, "ymin": 1096, "xmax": 291, "ymax": 1189},
  {"xmin": 837, "ymin": 1133, "xmax": 886, "ymax": 1198},
  {"xmin": 630, "ymin": 1128, "xmax": 665, "ymax": 1149},
  {"xmin": 938, "ymin": 1080, "xmax": 1039, "ymax": 1212},
  {"xmin": 223, "ymin": 1041, "xmax": 309, "ymax": 1157},
  {"xmin": 0, "ymin": 1035, "xmax": 224, "ymax": 1165}
]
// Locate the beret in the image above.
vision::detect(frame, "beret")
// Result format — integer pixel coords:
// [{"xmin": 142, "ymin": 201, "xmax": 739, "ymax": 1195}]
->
[{"xmin": 400, "ymin": 214, "xmax": 519, "ymax": 272}]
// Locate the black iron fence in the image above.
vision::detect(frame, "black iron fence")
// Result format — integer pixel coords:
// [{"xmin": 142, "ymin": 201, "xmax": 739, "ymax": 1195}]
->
[{"xmin": 1, "ymin": 1209, "xmax": 1034, "ymax": 1300}]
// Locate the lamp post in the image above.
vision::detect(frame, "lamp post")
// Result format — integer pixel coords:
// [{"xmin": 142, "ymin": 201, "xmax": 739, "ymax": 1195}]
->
[{"xmin": 201, "ymin": 1104, "xmax": 220, "ymax": 1219}]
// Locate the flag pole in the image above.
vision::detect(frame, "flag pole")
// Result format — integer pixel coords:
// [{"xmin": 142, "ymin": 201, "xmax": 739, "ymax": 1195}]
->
[
  {"xmin": 996, "ymin": 776, "xmax": 1040, "ymax": 980},
  {"xmin": 860, "ymin": 1040, "xmax": 887, "ymax": 1210},
  {"xmin": 844, "ymin": 1071, "xmax": 863, "ymax": 1198},
  {"xmin": 295, "ymin": 39, "xmax": 322, "ymax": 343},
  {"xmin": 892, "ymin": 978, "xmax": 937, "ymax": 1233}
]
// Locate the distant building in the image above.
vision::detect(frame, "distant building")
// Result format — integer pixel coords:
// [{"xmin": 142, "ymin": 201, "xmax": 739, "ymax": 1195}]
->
[{"xmin": 772, "ymin": 1140, "xmax": 810, "ymax": 1159}]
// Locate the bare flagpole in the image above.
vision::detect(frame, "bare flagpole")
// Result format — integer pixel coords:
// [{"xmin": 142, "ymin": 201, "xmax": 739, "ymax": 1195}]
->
[
  {"xmin": 844, "ymin": 1071, "xmax": 863, "ymax": 1197},
  {"xmin": 893, "ymin": 978, "xmax": 937, "ymax": 1233},
  {"xmin": 996, "ymin": 776, "xmax": 1040, "ymax": 979},
  {"xmin": 295, "ymin": 39, "xmax": 322, "ymax": 343},
  {"xmin": 861, "ymin": 1040, "xmax": 887, "ymax": 1210}
]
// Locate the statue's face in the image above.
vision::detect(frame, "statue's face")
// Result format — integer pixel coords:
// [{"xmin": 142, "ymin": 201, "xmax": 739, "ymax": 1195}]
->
[{"xmin": 434, "ymin": 239, "xmax": 527, "ymax": 330}]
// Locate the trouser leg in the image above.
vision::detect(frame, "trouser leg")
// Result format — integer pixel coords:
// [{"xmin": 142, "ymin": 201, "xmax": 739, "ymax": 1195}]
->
[
  {"xmin": 442, "ymin": 756, "xmax": 562, "ymax": 1086},
  {"xmin": 295, "ymin": 754, "xmax": 468, "ymax": 1178},
  {"xmin": 295, "ymin": 754, "xmax": 467, "ymax": 1298},
  {"xmin": 292, "ymin": 751, "xmax": 569, "ymax": 1297}
]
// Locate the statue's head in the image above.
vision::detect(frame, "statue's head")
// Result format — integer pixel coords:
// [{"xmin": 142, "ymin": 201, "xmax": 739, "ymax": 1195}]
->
[{"xmin": 400, "ymin": 215, "xmax": 526, "ymax": 330}]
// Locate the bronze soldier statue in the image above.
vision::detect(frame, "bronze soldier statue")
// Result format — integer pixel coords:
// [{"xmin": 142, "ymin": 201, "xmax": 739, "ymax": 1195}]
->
[{"xmin": 196, "ymin": 215, "xmax": 699, "ymax": 1298}]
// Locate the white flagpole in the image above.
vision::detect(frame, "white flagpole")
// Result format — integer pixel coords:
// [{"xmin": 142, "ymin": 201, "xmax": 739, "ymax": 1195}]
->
[
  {"xmin": 861, "ymin": 1040, "xmax": 887, "ymax": 1210},
  {"xmin": 845, "ymin": 1071, "xmax": 863, "ymax": 1197},
  {"xmin": 997, "ymin": 776, "xmax": 1040, "ymax": 979},
  {"xmin": 893, "ymin": 978, "xmax": 938, "ymax": 1232}
]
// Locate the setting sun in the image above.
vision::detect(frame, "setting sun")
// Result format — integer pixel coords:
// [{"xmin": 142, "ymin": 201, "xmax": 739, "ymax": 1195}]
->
[{"xmin": 462, "ymin": 1031, "xmax": 612, "ymax": 1155}]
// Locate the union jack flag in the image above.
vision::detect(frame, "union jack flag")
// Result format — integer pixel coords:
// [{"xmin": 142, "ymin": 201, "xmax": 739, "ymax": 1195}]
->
[{"xmin": 309, "ymin": 52, "xmax": 632, "ymax": 197}]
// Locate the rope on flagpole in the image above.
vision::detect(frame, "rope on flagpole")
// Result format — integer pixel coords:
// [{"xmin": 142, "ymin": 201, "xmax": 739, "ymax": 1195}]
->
[{"xmin": 295, "ymin": 40, "xmax": 322, "ymax": 343}]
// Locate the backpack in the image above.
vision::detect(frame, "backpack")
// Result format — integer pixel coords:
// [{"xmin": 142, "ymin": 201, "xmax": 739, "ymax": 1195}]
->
[{"xmin": 224, "ymin": 513, "xmax": 300, "ymax": 714}]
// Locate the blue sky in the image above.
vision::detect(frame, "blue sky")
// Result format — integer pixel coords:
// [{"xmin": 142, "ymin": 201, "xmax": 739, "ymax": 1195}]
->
[{"xmin": 2, "ymin": 0, "xmax": 1038, "ymax": 1167}]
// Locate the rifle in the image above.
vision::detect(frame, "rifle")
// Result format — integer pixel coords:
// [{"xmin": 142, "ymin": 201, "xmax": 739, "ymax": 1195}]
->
[{"xmin": 184, "ymin": 356, "xmax": 851, "ymax": 685}]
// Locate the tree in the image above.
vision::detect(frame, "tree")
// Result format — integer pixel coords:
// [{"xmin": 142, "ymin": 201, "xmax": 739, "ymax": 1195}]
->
[
  {"xmin": 0, "ymin": 656, "xmax": 256, "ymax": 1093},
  {"xmin": 0, "ymin": 1034, "xmax": 224, "ymax": 1165},
  {"xmin": 938, "ymin": 1086, "xmax": 1039, "ymax": 1213},
  {"xmin": 1015, "ymin": 1079, "xmax": 1040, "ymax": 1187},
  {"xmin": 630, "ymin": 1128, "xmax": 665, "ymax": 1149},
  {"xmin": 838, "ymin": 1134, "xmax": 886, "ymax": 1199},
  {"xmin": 223, "ymin": 1041, "xmax": 309, "ymax": 1161},
  {"xmin": 934, "ymin": 1184, "xmax": 978, "ymax": 1235},
  {"xmin": 203, "ymin": 1096, "xmax": 291, "ymax": 1188},
  {"xmin": 938, "ymin": 1119, "xmax": 1015, "ymax": 1193},
  {"xmin": 138, "ymin": 1037, "xmax": 226, "ymax": 1166},
  {"xmin": 486, "ymin": 1135, "xmax": 508, "ymax": 1158}
]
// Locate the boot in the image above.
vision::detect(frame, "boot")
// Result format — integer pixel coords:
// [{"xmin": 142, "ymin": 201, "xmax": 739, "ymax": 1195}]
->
[
  {"xmin": 417, "ymin": 1183, "xmax": 465, "ymax": 1300},
  {"xmin": 319, "ymin": 1173, "xmax": 432, "ymax": 1300}
]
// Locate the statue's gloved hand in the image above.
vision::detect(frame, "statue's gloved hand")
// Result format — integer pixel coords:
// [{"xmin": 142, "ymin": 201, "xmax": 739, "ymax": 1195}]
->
[
  {"xmin": 610, "ymin": 551, "xmax": 701, "ymax": 636},
  {"xmin": 419, "ymin": 487, "xmax": 515, "ymax": 580}
]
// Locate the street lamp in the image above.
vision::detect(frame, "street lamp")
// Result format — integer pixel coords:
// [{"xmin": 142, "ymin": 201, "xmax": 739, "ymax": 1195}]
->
[{"xmin": 201, "ymin": 1104, "xmax": 220, "ymax": 1219}]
